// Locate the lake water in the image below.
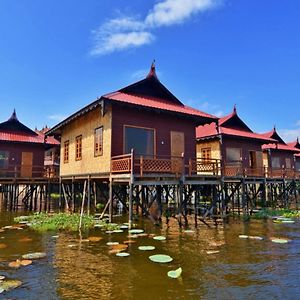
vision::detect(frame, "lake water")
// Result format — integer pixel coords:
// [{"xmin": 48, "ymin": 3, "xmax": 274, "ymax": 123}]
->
[{"xmin": 0, "ymin": 212, "xmax": 300, "ymax": 299}]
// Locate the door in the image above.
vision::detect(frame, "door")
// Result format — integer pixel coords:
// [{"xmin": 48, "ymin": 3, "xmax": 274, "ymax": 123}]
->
[
  {"xmin": 21, "ymin": 152, "xmax": 33, "ymax": 177},
  {"xmin": 170, "ymin": 131, "xmax": 184, "ymax": 174}
]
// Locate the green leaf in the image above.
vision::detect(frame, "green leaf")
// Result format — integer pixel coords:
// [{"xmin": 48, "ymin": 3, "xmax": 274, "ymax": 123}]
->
[{"xmin": 149, "ymin": 254, "xmax": 173, "ymax": 263}]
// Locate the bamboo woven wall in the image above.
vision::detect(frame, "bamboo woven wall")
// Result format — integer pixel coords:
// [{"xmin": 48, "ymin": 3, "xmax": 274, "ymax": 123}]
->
[
  {"xmin": 196, "ymin": 140, "xmax": 221, "ymax": 160},
  {"xmin": 60, "ymin": 105, "xmax": 112, "ymax": 176}
]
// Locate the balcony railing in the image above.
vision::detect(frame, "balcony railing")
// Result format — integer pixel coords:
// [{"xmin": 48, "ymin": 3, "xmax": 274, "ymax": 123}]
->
[{"xmin": 111, "ymin": 153, "xmax": 300, "ymax": 179}]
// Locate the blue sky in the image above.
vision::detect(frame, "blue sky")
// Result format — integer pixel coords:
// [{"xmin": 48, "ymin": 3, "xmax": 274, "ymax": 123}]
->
[{"xmin": 0, "ymin": 0, "xmax": 300, "ymax": 141}]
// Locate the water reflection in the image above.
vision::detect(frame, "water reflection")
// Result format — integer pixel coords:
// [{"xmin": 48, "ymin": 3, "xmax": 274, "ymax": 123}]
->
[{"xmin": 0, "ymin": 212, "xmax": 300, "ymax": 299}]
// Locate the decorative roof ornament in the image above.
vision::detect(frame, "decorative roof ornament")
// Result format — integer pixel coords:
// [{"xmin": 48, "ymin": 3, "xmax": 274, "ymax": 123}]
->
[
  {"xmin": 146, "ymin": 60, "xmax": 158, "ymax": 79},
  {"xmin": 8, "ymin": 109, "xmax": 19, "ymax": 122},
  {"xmin": 233, "ymin": 104, "xmax": 237, "ymax": 114}
]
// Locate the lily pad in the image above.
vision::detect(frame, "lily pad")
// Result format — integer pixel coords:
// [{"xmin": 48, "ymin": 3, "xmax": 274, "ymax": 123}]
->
[
  {"xmin": 167, "ymin": 267, "xmax": 182, "ymax": 279},
  {"xmin": 128, "ymin": 229, "xmax": 144, "ymax": 234},
  {"xmin": 282, "ymin": 220, "xmax": 295, "ymax": 224},
  {"xmin": 8, "ymin": 260, "xmax": 21, "ymax": 268},
  {"xmin": 0, "ymin": 279, "xmax": 22, "ymax": 292},
  {"xmin": 110, "ymin": 244, "xmax": 128, "ymax": 251},
  {"xmin": 248, "ymin": 236, "xmax": 263, "ymax": 240},
  {"xmin": 138, "ymin": 246, "xmax": 155, "ymax": 251},
  {"xmin": 153, "ymin": 236, "xmax": 166, "ymax": 241},
  {"xmin": 22, "ymin": 252, "xmax": 46, "ymax": 259},
  {"xmin": 116, "ymin": 252, "xmax": 130, "ymax": 257},
  {"xmin": 206, "ymin": 250, "xmax": 220, "ymax": 254},
  {"xmin": 271, "ymin": 238, "xmax": 290, "ymax": 244},
  {"xmin": 239, "ymin": 235, "xmax": 248, "ymax": 239},
  {"xmin": 94, "ymin": 224, "xmax": 104, "ymax": 228},
  {"xmin": 184, "ymin": 230, "xmax": 194, "ymax": 233},
  {"xmin": 120, "ymin": 225, "xmax": 129, "ymax": 229},
  {"xmin": 52, "ymin": 235, "xmax": 59, "ymax": 239},
  {"xmin": 106, "ymin": 242, "xmax": 119, "ymax": 246},
  {"xmin": 88, "ymin": 236, "xmax": 102, "ymax": 242},
  {"xmin": 0, "ymin": 276, "xmax": 5, "ymax": 280},
  {"xmin": 149, "ymin": 254, "xmax": 173, "ymax": 263},
  {"xmin": 106, "ymin": 230, "xmax": 115, "ymax": 234},
  {"xmin": 0, "ymin": 243, "xmax": 7, "ymax": 249},
  {"xmin": 123, "ymin": 240, "xmax": 136, "ymax": 244},
  {"xmin": 20, "ymin": 259, "xmax": 32, "ymax": 266},
  {"xmin": 18, "ymin": 237, "xmax": 33, "ymax": 242},
  {"xmin": 112, "ymin": 230, "xmax": 124, "ymax": 233}
]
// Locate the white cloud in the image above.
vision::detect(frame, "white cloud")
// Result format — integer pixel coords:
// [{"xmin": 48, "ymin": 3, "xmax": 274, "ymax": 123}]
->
[
  {"xmin": 48, "ymin": 114, "xmax": 67, "ymax": 122},
  {"xmin": 90, "ymin": 0, "xmax": 221, "ymax": 55},
  {"xmin": 146, "ymin": 0, "xmax": 219, "ymax": 27},
  {"xmin": 213, "ymin": 110, "xmax": 224, "ymax": 117},
  {"xmin": 278, "ymin": 128, "xmax": 300, "ymax": 143}
]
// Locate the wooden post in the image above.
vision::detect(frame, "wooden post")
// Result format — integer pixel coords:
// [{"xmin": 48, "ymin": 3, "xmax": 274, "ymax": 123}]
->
[
  {"xmin": 71, "ymin": 177, "xmax": 75, "ymax": 213},
  {"xmin": 109, "ymin": 178, "xmax": 113, "ymax": 223},
  {"xmin": 87, "ymin": 175, "xmax": 91, "ymax": 215},
  {"xmin": 128, "ymin": 183, "xmax": 133, "ymax": 229},
  {"xmin": 79, "ymin": 180, "xmax": 87, "ymax": 230},
  {"xmin": 242, "ymin": 178, "xmax": 247, "ymax": 215}
]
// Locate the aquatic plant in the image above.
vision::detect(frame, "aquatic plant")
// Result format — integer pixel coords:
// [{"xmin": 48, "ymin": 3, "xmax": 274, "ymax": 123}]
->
[
  {"xmin": 149, "ymin": 254, "xmax": 173, "ymax": 263},
  {"xmin": 252, "ymin": 208, "xmax": 300, "ymax": 219},
  {"xmin": 167, "ymin": 267, "xmax": 182, "ymax": 278}
]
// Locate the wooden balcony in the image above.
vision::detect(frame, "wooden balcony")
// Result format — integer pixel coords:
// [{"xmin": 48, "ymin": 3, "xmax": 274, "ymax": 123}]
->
[{"xmin": 111, "ymin": 152, "xmax": 300, "ymax": 180}]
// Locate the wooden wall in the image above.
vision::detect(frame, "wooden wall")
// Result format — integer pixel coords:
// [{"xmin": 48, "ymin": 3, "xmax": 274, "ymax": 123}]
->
[
  {"xmin": 60, "ymin": 105, "xmax": 112, "ymax": 176},
  {"xmin": 196, "ymin": 139, "xmax": 221, "ymax": 159},
  {"xmin": 263, "ymin": 149, "xmax": 296, "ymax": 169},
  {"xmin": 111, "ymin": 103, "xmax": 197, "ymax": 159}
]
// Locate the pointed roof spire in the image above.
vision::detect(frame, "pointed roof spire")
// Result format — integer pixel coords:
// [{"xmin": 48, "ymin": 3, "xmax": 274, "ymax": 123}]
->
[
  {"xmin": 8, "ymin": 109, "xmax": 19, "ymax": 122},
  {"xmin": 233, "ymin": 104, "xmax": 237, "ymax": 114},
  {"xmin": 147, "ymin": 60, "xmax": 158, "ymax": 79},
  {"xmin": 273, "ymin": 124, "xmax": 276, "ymax": 132},
  {"xmin": 297, "ymin": 137, "xmax": 299, "ymax": 143}
]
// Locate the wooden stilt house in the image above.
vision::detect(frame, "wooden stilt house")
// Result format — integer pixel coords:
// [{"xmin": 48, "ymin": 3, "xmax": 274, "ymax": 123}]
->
[
  {"xmin": 196, "ymin": 106, "xmax": 275, "ymax": 177},
  {"xmin": 46, "ymin": 63, "xmax": 217, "ymax": 179},
  {"xmin": 261, "ymin": 127, "xmax": 299, "ymax": 178},
  {"xmin": 287, "ymin": 138, "xmax": 300, "ymax": 171},
  {"xmin": 0, "ymin": 110, "xmax": 59, "ymax": 178}
]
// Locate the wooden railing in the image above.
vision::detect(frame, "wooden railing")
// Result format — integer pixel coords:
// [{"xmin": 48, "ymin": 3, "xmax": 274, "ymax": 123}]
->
[
  {"xmin": 0, "ymin": 164, "xmax": 57, "ymax": 179},
  {"xmin": 110, "ymin": 153, "xmax": 300, "ymax": 179}
]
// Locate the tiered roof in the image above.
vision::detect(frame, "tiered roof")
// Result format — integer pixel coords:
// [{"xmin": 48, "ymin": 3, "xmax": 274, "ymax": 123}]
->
[
  {"xmin": 0, "ymin": 110, "xmax": 59, "ymax": 145},
  {"xmin": 261, "ymin": 127, "xmax": 299, "ymax": 152},
  {"xmin": 47, "ymin": 63, "xmax": 218, "ymax": 136},
  {"xmin": 196, "ymin": 106, "xmax": 275, "ymax": 143}
]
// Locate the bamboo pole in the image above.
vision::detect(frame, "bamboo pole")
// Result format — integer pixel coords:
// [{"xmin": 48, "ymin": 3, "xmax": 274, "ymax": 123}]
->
[{"xmin": 79, "ymin": 180, "xmax": 87, "ymax": 230}]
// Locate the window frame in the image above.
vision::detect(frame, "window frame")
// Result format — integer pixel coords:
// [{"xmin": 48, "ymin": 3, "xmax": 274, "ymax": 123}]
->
[
  {"xmin": 201, "ymin": 147, "xmax": 211, "ymax": 161},
  {"xmin": 63, "ymin": 140, "xmax": 69, "ymax": 163},
  {"xmin": 94, "ymin": 127, "xmax": 103, "ymax": 157},
  {"xmin": 123, "ymin": 125, "xmax": 156, "ymax": 157},
  {"xmin": 225, "ymin": 147, "xmax": 242, "ymax": 163},
  {"xmin": 75, "ymin": 135, "xmax": 82, "ymax": 161},
  {"xmin": 0, "ymin": 150, "xmax": 9, "ymax": 169}
]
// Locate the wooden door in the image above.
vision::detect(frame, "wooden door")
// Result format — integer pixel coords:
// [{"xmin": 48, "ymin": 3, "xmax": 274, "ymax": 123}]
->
[
  {"xmin": 170, "ymin": 131, "xmax": 184, "ymax": 174},
  {"xmin": 21, "ymin": 152, "xmax": 33, "ymax": 177}
]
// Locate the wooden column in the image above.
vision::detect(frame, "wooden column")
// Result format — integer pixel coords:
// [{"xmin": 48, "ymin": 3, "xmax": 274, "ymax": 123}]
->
[{"xmin": 109, "ymin": 178, "xmax": 113, "ymax": 223}]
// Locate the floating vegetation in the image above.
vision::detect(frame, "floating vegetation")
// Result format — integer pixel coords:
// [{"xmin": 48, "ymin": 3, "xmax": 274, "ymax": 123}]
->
[
  {"xmin": 94, "ymin": 224, "xmax": 104, "ymax": 228},
  {"xmin": 106, "ymin": 242, "xmax": 119, "ymax": 246},
  {"xmin": 67, "ymin": 244, "xmax": 76, "ymax": 248},
  {"xmin": 206, "ymin": 250, "xmax": 220, "ymax": 254},
  {"xmin": 149, "ymin": 254, "xmax": 173, "ymax": 263},
  {"xmin": 8, "ymin": 260, "xmax": 21, "ymax": 268},
  {"xmin": 270, "ymin": 238, "xmax": 290, "ymax": 244},
  {"xmin": 22, "ymin": 252, "xmax": 46, "ymax": 259},
  {"xmin": 0, "ymin": 276, "xmax": 5, "ymax": 280},
  {"xmin": 138, "ymin": 246, "xmax": 155, "ymax": 251},
  {"xmin": 14, "ymin": 213, "xmax": 95, "ymax": 232},
  {"xmin": 88, "ymin": 236, "xmax": 102, "ymax": 242},
  {"xmin": 120, "ymin": 225, "xmax": 129, "ymax": 229},
  {"xmin": 0, "ymin": 279, "xmax": 22, "ymax": 293},
  {"xmin": 116, "ymin": 252, "xmax": 130, "ymax": 257},
  {"xmin": 106, "ymin": 231, "xmax": 115, "ymax": 234},
  {"xmin": 110, "ymin": 244, "xmax": 128, "ymax": 252},
  {"xmin": 52, "ymin": 235, "xmax": 59, "ymax": 239},
  {"xmin": 252, "ymin": 208, "xmax": 300, "ymax": 220},
  {"xmin": 20, "ymin": 260, "xmax": 32, "ymax": 266},
  {"xmin": 248, "ymin": 236, "xmax": 263, "ymax": 240},
  {"xmin": 153, "ymin": 236, "xmax": 166, "ymax": 241},
  {"xmin": 0, "ymin": 243, "xmax": 7, "ymax": 249},
  {"xmin": 128, "ymin": 229, "xmax": 144, "ymax": 234},
  {"xmin": 112, "ymin": 230, "xmax": 124, "ymax": 233},
  {"xmin": 167, "ymin": 267, "xmax": 182, "ymax": 279}
]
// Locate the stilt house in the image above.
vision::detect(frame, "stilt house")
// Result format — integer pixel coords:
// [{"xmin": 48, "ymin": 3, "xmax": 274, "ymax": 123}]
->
[
  {"xmin": 261, "ymin": 127, "xmax": 299, "ymax": 177},
  {"xmin": 46, "ymin": 64, "xmax": 217, "ymax": 179},
  {"xmin": 196, "ymin": 106, "xmax": 275, "ymax": 177},
  {"xmin": 0, "ymin": 110, "xmax": 59, "ymax": 178},
  {"xmin": 287, "ymin": 138, "xmax": 300, "ymax": 171}
]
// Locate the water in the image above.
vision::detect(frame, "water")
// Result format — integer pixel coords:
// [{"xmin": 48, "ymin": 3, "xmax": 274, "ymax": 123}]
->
[{"xmin": 0, "ymin": 212, "xmax": 300, "ymax": 299}]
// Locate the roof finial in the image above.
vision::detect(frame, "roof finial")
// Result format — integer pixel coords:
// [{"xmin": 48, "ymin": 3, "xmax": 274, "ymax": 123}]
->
[
  {"xmin": 147, "ymin": 60, "xmax": 157, "ymax": 79},
  {"xmin": 233, "ymin": 104, "xmax": 237, "ymax": 114},
  {"xmin": 297, "ymin": 137, "xmax": 299, "ymax": 143},
  {"xmin": 8, "ymin": 109, "xmax": 19, "ymax": 121},
  {"xmin": 273, "ymin": 124, "xmax": 276, "ymax": 132}
]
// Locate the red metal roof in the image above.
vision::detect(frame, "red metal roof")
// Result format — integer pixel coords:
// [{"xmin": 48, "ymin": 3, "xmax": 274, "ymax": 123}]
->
[
  {"xmin": 103, "ymin": 91, "xmax": 217, "ymax": 121},
  {"xmin": 287, "ymin": 138, "xmax": 300, "ymax": 149},
  {"xmin": 196, "ymin": 122, "xmax": 275, "ymax": 142},
  {"xmin": 262, "ymin": 143, "xmax": 300, "ymax": 152},
  {"xmin": 0, "ymin": 130, "xmax": 59, "ymax": 145}
]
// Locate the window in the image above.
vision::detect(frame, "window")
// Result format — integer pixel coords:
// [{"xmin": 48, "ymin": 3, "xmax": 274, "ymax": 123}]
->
[
  {"xmin": 201, "ymin": 148, "xmax": 211, "ymax": 161},
  {"xmin": 76, "ymin": 135, "xmax": 82, "ymax": 160},
  {"xmin": 296, "ymin": 161, "xmax": 300, "ymax": 171},
  {"xmin": 285, "ymin": 158, "xmax": 291, "ymax": 169},
  {"xmin": 94, "ymin": 127, "xmax": 103, "ymax": 156},
  {"xmin": 0, "ymin": 151, "xmax": 9, "ymax": 169},
  {"xmin": 226, "ymin": 148, "xmax": 241, "ymax": 163},
  {"xmin": 124, "ymin": 126, "xmax": 155, "ymax": 156},
  {"xmin": 271, "ymin": 156, "xmax": 280, "ymax": 169},
  {"xmin": 64, "ymin": 141, "xmax": 69, "ymax": 163}
]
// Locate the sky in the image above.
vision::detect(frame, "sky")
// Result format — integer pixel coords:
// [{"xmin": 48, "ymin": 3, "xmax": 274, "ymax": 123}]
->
[{"xmin": 0, "ymin": 0, "xmax": 300, "ymax": 141}]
